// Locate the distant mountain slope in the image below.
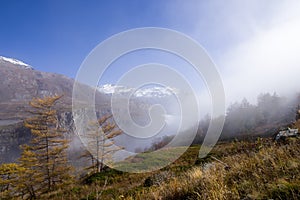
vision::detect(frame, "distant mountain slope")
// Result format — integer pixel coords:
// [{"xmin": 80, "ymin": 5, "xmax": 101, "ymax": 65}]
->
[{"xmin": 0, "ymin": 56, "xmax": 75, "ymax": 119}]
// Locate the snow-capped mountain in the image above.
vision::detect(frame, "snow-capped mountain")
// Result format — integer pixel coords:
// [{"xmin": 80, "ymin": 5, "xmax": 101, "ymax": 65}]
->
[
  {"xmin": 98, "ymin": 84, "xmax": 132, "ymax": 94},
  {"xmin": 98, "ymin": 84, "xmax": 178, "ymax": 98},
  {"xmin": 0, "ymin": 56, "xmax": 33, "ymax": 70}
]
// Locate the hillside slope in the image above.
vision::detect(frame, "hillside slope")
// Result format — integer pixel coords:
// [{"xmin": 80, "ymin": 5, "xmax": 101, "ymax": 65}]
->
[{"xmin": 53, "ymin": 137, "xmax": 300, "ymax": 200}]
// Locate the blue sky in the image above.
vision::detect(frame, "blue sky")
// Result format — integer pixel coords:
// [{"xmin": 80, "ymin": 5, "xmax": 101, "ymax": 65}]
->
[
  {"xmin": 0, "ymin": 0, "xmax": 188, "ymax": 77},
  {"xmin": 0, "ymin": 0, "xmax": 239, "ymax": 78},
  {"xmin": 0, "ymin": 0, "xmax": 169, "ymax": 77},
  {"xmin": 1, "ymin": 0, "xmax": 300, "ymax": 105}
]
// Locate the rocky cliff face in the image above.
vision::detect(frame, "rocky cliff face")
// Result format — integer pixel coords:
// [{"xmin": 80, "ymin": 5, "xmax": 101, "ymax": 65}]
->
[
  {"xmin": 0, "ymin": 120, "xmax": 31, "ymax": 162},
  {"xmin": 0, "ymin": 112, "xmax": 78, "ymax": 163}
]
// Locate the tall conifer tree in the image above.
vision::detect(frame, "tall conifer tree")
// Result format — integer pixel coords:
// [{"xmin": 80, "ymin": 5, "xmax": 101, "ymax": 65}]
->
[{"xmin": 18, "ymin": 95, "xmax": 73, "ymax": 198}]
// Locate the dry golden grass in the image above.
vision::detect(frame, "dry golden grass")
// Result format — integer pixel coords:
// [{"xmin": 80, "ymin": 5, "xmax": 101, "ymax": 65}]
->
[
  {"xmin": 294, "ymin": 119, "xmax": 300, "ymax": 129},
  {"xmin": 124, "ymin": 138, "xmax": 300, "ymax": 200},
  {"xmin": 37, "ymin": 137, "xmax": 300, "ymax": 200}
]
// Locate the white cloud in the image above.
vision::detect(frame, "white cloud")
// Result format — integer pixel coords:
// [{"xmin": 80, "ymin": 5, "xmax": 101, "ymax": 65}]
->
[
  {"xmin": 219, "ymin": 1, "xmax": 300, "ymax": 104},
  {"xmin": 167, "ymin": 0, "xmax": 300, "ymax": 106}
]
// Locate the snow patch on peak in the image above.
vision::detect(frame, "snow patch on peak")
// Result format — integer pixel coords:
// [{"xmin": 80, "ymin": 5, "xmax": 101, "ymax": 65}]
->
[
  {"xmin": 134, "ymin": 86, "xmax": 176, "ymax": 98},
  {"xmin": 98, "ymin": 84, "xmax": 178, "ymax": 98},
  {"xmin": 0, "ymin": 56, "xmax": 33, "ymax": 70},
  {"xmin": 98, "ymin": 84, "xmax": 132, "ymax": 94}
]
